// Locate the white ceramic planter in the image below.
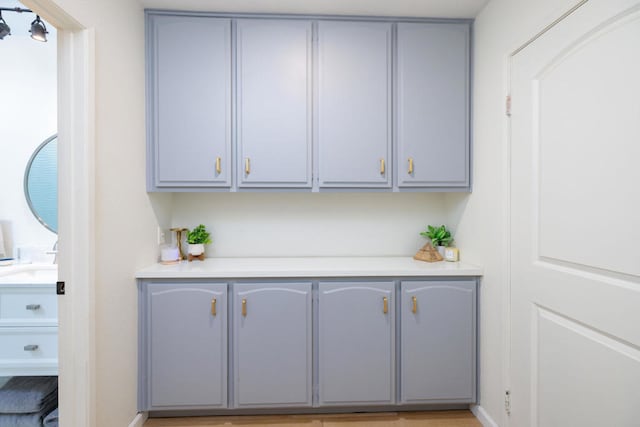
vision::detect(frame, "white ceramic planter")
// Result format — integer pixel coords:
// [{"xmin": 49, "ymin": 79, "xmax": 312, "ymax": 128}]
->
[{"xmin": 188, "ymin": 243, "xmax": 204, "ymax": 256}]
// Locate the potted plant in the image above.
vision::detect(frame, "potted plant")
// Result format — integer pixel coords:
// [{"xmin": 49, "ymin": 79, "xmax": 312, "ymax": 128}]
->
[
  {"xmin": 186, "ymin": 224, "xmax": 212, "ymax": 257},
  {"xmin": 420, "ymin": 225, "xmax": 453, "ymax": 256}
]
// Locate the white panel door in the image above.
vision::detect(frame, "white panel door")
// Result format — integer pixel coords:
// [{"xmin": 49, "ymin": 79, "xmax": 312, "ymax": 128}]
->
[{"xmin": 510, "ymin": 1, "xmax": 640, "ymax": 426}]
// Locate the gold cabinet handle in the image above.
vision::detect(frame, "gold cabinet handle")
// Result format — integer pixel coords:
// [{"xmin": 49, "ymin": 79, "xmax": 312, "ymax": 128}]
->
[
  {"xmin": 408, "ymin": 157, "xmax": 414, "ymax": 175},
  {"xmin": 380, "ymin": 158, "xmax": 386, "ymax": 175},
  {"xmin": 383, "ymin": 296, "xmax": 388, "ymax": 314},
  {"xmin": 412, "ymin": 296, "xmax": 417, "ymax": 314},
  {"xmin": 245, "ymin": 158, "xmax": 251, "ymax": 175},
  {"xmin": 211, "ymin": 298, "xmax": 217, "ymax": 316},
  {"xmin": 215, "ymin": 157, "xmax": 221, "ymax": 174},
  {"xmin": 242, "ymin": 298, "xmax": 247, "ymax": 317}
]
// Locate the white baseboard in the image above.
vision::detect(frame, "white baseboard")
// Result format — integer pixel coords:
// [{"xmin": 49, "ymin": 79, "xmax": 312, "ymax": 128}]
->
[
  {"xmin": 471, "ymin": 405, "xmax": 499, "ymax": 427},
  {"xmin": 128, "ymin": 412, "xmax": 148, "ymax": 427}
]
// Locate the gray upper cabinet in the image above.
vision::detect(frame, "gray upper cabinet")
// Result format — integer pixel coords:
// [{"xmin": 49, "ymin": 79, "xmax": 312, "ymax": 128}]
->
[
  {"xmin": 146, "ymin": 12, "xmax": 471, "ymax": 192},
  {"xmin": 146, "ymin": 283, "xmax": 227, "ymax": 409},
  {"xmin": 396, "ymin": 23, "xmax": 470, "ymax": 189},
  {"xmin": 400, "ymin": 280, "xmax": 476, "ymax": 403},
  {"xmin": 233, "ymin": 282, "xmax": 312, "ymax": 408},
  {"xmin": 317, "ymin": 21, "xmax": 393, "ymax": 188},
  {"xmin": 236, "ymin": 20, "xmax": 313, "ymax": 188},
  {"xmin": 318, "ymin": 281, "xmax": 395, "ymax": 405},
  {"xmin": 147, "ymin": 15, "xmax": 232, "ymax": 190}
]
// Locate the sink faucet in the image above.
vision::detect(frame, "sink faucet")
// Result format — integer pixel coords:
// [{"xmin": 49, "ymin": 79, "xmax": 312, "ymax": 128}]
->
[{"xmin": 46, "ymin": 241, "xmax": 58, "ymax": 264}]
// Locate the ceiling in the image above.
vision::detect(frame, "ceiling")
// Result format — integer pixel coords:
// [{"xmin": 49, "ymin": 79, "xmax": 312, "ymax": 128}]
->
[{"xmin": 138, "ymin": 0, "xmax": 490, "ymax": 19}]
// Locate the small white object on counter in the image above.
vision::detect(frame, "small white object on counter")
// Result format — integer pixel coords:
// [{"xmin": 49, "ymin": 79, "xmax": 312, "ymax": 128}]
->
[
  {"xmin": 136, "ymin": 256, "xmax": 482, "ymax": 279},
  {"xmin": 160, "ymin": 246, "xmax": 180, "ymax": 263}
]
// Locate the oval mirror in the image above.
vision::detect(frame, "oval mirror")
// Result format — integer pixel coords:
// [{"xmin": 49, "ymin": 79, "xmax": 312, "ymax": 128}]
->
[{"xmin": 24, "ymin": 134, "xmax": 58, "ymax": 234}]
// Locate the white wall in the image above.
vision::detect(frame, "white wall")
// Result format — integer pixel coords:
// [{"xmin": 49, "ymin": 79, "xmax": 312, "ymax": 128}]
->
[
  {"xmin": 0, "ymin": 0, "xmax": 57, "ymax": 259},
  {"xmin": 30, "ymin": 0, "xmax": 156, "ymax": 425},
  {"xmin": 447, "ymin": 0, "xmax": 582, "ymax": 425},
  {"xmin": 171, "ymin": 193, "xmax": 447, "ymax": 257}
]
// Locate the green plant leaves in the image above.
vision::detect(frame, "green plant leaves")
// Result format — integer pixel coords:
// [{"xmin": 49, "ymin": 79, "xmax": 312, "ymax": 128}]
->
[
  {"xmin": 187, "ymin": 224, "xmax": 212, "ymax": 244},
  {"xmin": 419, "ymin": 224, "xmax": 453, "ymax": 247}
]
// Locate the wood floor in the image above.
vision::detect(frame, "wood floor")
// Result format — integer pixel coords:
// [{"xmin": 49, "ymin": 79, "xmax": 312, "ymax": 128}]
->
[{"xmin": 144, "ymin": 411, "xmax": 482, "ymax": 427}]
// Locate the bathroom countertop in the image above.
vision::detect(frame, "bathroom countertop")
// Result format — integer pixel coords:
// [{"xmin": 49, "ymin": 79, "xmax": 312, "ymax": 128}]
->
[
  {"xmin": 0, "ymin": 263, "xmax": 58, "ymax": 285},
  {"xmin": 136, "ymin": 256, "xmax": 482, "ymax": 279}
]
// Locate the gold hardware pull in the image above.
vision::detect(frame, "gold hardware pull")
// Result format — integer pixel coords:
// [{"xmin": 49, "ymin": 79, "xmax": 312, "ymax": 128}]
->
[
  {"xmin": 242, "ymin": 298, "xmax": 247, "ymax": 317},
  {"xmin": 383, "ymin": 296, "xmax": 388, "ymax": 314},
  {"xmin": 215, "ymin": 157, "xmax": 221, "ymax": 174},
  {"xmin": 380, "ymin": 158, "xmax": 385, "ymax": 175},
  {"xmin": 211, "ymin": 298, "xmax": 217, "ymax": 316},
  {"xmin": 245, "ymin": 158, "xmax": 251, "ymax": 175},
  {"xmin": 408, "ymin": 157, "xmax": 414, "ymax": 175},
  {"xmin": 412, "ymin": 296, "xmax": 417, "ymax": 314}
]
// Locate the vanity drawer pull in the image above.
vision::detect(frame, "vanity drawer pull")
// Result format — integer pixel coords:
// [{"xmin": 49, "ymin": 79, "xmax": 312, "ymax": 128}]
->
[
  {"xmin": 26, "ymin": 304, "xmax": 41, "ymax": 311},
  {"xmin": 412, "ymin": 296, "xmax": 417, "ymax": 314},
  {"xmin": 383, "ymin": 296, "xmax": 388, "ymax": 314},
  {"xmin": 24, "ymin": 345, "xmax": 39, "ymax": 351}
]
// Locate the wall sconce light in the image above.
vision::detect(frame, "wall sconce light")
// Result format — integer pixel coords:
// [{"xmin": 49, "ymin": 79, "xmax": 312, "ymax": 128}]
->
[{"xmin": 0, "ymin": 7, "xmax": 49, "ymax": 42}]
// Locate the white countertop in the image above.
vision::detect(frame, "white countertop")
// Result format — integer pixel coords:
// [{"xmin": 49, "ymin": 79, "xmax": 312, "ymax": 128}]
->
[
  {"xmin": 0, "ymin": 263, "xmax": 58, "ymax": 285},
  {"xmin": 136, "ymin": 257, "xmax": 482, "ymax": 279}
]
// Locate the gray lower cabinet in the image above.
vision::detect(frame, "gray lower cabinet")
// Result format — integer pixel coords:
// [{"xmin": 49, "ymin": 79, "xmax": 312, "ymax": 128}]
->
[
  {"xmin": 317, "ymin": 21, "xmax": 393, "ymax": 189},
  {"xmin": 236, "ymin": 19, "xmax": 313, "ymax": 188},
  {"xmin": 139, "ymin": 276, "xmax": 477, "ymax": 412},
  {"xmin": 147, "ymin": 15, "xmax": 232, "ymax": 190},
  {"xmin": 233, "ymin": 282, "xmax": 312, "ymax": 407},
  {"xmin": 400, "ymin": 280, "xmax": 476, "ymax": 403},
  {"xmin": 318, "ymin": 281, "xmax": 395, "ymax": 405},
  {"xmin": 145, "ymin": 283, "xmax": 227, "ymax": 409},
  {"xmin": 396, "ymin": 23, "xmax": 470, "ymax": 189}
]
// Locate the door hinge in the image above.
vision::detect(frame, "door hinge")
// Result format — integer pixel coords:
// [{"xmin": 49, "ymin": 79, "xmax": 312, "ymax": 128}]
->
[
  {"xmin": 505, "ymin": 390, "xmax": 511, "ymax": 415},
  {"xmin": 505, "ymin": 95, "xmax": 512, "ymax": 117},
  {"xmin": 56, "ymin": 281, "xmax": 66, "ymax": 295}
]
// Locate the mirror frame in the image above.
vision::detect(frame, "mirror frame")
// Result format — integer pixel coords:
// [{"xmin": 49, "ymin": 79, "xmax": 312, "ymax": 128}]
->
[{"xmin": 23, "ymin": 134, "xmax": 58, "ymax": 234}]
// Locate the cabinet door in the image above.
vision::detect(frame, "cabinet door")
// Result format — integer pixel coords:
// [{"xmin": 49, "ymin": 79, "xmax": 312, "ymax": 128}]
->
[
  {"xmin": 233, "ymin": 282, "xmax": 312, "ymax": 407},
  {"xmin": 148, "ymin": 15, "xmax": 231, "ymax": 189},
  {"xmin": 147, "ymin": 283, "xmax": 227, "ymax": 409},
  {"xmin": 317, "ymin": 21, "xmax": 392, "ymax": 188},
  {"xmin": 318, "ymin": 281, "xmax": 395, "ymax": 405},
  {"xmin": 400, "ymin": 280, "xmax": 476, "ymax": 403},
  {"xmin": 396, "ymin": 23, "xmax": 470, "ymax": 188},
  {"xmin": 236, "ymin": 20, "xmax": 313, "ymax": 188}
]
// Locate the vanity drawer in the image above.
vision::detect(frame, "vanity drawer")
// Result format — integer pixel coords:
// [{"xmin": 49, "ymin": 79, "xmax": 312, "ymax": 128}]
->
[
  {"xmin": 0, "ymin": 327, "xmax": 58, "ymax": 358},
  {"xmin": 0, "ymin": 327, "xmax": 58, "ymax": 376},
  {"xmin": 0, "ymin": 287, "xmax": 57, "ymax": 326}
]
